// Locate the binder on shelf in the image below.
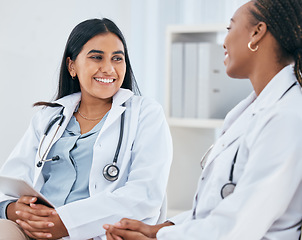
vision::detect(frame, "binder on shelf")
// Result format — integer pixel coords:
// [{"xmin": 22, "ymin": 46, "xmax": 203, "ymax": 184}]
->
[
  {"xmin": 183, "ymin": 42, "xmax": 198, "ymax": 118},
  {"xmin": 170, "ymin": 42, "xmax": 184, "ymax": 118},
  {"xmin": 197, "ymin": 42, "xmax": 253, "ymax": 119}
]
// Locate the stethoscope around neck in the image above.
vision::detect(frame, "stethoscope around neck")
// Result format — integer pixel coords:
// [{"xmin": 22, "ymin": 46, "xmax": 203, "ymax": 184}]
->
[
  {"xmin": 200, "ymin": 145, "xmax": 239, "ymax": 199},
  {"xmin": 36, "ymin": 104, "xmax": 126, "ymax": 182}
]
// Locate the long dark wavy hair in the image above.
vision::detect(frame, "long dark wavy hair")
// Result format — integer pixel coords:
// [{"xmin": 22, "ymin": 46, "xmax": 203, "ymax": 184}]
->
[{"xmin": 35, "ymin": 18, "xmax": 140, "ymax": 107}]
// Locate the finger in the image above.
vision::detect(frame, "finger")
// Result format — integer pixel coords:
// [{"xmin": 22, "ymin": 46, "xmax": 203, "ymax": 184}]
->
[
  {"xmin": 112, "ymin": 234, "xmax": 123, "ymax": 240},
  {"xmin": 30, "ymin": 202, "xmax": 54, "ymax": 210},
  {"xmin": 24, "ymin": 229, "xmax": 51, "ymax": 240},
  {"xmin": 107, "ymin": 225, "xmax": 136, "ymax": 239},
  {"xmin": 106, "ymin": 230, "xmax": 122, "ymax": 240},
  {"xmin": 18, "ymin": 196, "xmax": 37, "ymax": 205},
  {"xmin": 118, "ymin": 218, "xmax": 158, "ymax": 238},
  {"xmin": 16, "ymin": 210, "xmax": 49, "ymax": 222},
  {"xmin": 17, "ymin": 205, "xmax": 56, "ymax": 218},
  {"xmin": 16, "ymin": 215, "xmax": 54, "ymax": 231},
  {"xmin": 19, "ymin": 221, "xmax": 52, "ymax": 239},
  {"xmin": 23, "ymin": 229, "xmax": 38, "ymax": 239},
  {"xmin": 24, "ymin": 228, "xmax": 52, "ymax": 239},
  {"xmin": 118, "ymin": 218, "xmax": 145, "ymax": 230}
]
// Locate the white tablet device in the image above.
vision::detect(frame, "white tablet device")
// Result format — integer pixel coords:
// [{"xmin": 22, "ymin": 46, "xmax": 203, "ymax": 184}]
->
[{"xmin": 0, "ymin": 175, "xmax": 54, "ymax": 208}]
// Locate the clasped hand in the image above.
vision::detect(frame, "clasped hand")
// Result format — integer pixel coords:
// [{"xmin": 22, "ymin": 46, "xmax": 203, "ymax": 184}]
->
[
  {"xmin": 7, "ymin": 196, "xmax": 68, "ymax": 240},
  {"xmin": 103, "ymin": 218, "xmax": 173, "ymax": 240}
]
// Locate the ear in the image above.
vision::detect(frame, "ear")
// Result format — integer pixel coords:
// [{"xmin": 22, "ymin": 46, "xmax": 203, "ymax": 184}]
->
[
  {"xmin": 67, "ymin": 57, "xmax": 76, "ymax": 77},
  {"xmin": 250, "ymin": 21, "xmax": 268, "ymax": 46}
]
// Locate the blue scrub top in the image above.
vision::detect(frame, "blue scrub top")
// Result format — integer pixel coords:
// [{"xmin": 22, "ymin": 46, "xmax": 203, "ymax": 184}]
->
[{"xmin": 40, "ymin": 112, "xmax": 108, "ymax": 207}]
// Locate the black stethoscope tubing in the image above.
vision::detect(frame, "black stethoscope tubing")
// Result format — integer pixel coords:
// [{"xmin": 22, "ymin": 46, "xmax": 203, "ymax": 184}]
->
[
  {"xmin": 37, "ymin": 107, "xmax": 65, "ymax": 167},
  {"xmin": 36, "ymin": 105, "xmax": 125, "ymax": 182},
  {"xmin": 219, "ymin": 81, "xmax": 298, "ymax": 198},
  {"xmin": 220, "ymin": 148, "xmax": 238, "ymax": 199}
]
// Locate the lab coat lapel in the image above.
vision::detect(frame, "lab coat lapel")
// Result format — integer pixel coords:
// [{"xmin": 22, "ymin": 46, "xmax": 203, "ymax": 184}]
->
[
  {"xmin": 44, "ymin": 93, "xmax": 81, "ymax": 152},
  {"xmin": 33, "ymin": 93, "xmax": 81, "ymax": 186},
  {"xmin": 204, "ymin": 91, "xmax": 256, "ymax": 168},
  {"xmin": 204, "ymin": 65, "xmax": 297, "ymax": 169},
  {"xmin": 250, "ymin": 65, "xmax": 297, "ymax": 116},
  {"xmin": 97, "ymin": 89, "xmax": 133, "ymax": 139}
]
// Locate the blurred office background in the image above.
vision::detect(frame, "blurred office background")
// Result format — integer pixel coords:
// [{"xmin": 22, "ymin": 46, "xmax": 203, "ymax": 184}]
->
[
  {"xmin": 0, "ymin": 0, "xmax": 249, "ymax": 214},
  {"xmin": 0, "ymin": 0, "xmax": 248, "ymax": 164}
]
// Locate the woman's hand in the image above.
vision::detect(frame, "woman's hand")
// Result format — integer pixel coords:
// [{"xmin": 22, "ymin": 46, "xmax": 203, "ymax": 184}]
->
[
  {"xmin": 7, "ymin": 196, "xmax": 68, "ymax": 239},
  {"xmin": 103, "ymin": 218, "xmax": 173, "ymax": 240},
  {"xmin": 104, "ymin": 224, "xmax": 155, "ymax": 240}
]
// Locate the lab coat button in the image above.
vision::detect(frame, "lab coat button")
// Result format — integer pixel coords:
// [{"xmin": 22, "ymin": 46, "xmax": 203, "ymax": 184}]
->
[{"xmin": 201, "ymin": 177, "xmax": 205, "ymax": 181}]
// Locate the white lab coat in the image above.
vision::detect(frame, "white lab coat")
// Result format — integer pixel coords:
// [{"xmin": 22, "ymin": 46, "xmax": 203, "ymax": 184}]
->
[
  {"xmin": 0, "ymin": 88, "xmax": 173, "ymax": 240},
  {"xmin": 158, "ymin": 65, "xmax": 302, "ymax": 239}
]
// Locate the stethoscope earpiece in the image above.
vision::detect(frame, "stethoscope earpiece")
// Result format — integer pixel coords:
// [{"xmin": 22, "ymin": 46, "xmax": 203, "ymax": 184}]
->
[{"xmin": 103, "ymin": 164, "xmax": 120, "ymax": 182}]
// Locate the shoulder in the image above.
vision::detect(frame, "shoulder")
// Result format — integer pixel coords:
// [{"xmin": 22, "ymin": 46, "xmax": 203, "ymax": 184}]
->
[
  {"xmin": 55, "ymin": 92, "xmax": 81, "ymax": 107},
  {"xmin": 247, "ymin": 88, "xmax": 302, "ymax": 145}
]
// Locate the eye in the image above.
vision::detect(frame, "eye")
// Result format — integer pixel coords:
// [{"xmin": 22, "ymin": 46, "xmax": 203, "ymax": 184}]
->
[
  {"xmin": 112, "ymin": 55, "xmax": 124, "ymax": 62},
  {"xmin": 90, "ymin": 55, "xmax": 102, "ymax": 60}
]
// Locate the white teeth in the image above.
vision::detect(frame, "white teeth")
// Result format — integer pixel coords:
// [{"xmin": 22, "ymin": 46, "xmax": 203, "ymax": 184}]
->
[{"xmin": 95, "ymin": 78, "xmax": 114, "ymax": 83}]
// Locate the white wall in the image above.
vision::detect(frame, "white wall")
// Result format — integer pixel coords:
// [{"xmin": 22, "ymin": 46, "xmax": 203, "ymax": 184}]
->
[
  {"xmin": 0, "ymin": 0, "xmax": 132, "ymax": 165},
  {"xmin": 0, "ymin": 0, "xmax": 248, "ymax": 166}
]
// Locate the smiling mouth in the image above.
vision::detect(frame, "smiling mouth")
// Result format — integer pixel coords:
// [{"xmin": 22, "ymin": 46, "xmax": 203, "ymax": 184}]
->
[{"xmin": 94, "ymin": 78, "xmax": 115, "ymax": 83}]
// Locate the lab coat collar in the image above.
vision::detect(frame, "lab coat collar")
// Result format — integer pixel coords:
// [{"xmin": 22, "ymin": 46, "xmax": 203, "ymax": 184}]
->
[
  {"xmin": 99, "ymin": 88, "xmax": 133, "ymax": 135},
  {"xmin": 205, "ymin": 65, "xmax": 297, "ymax": 168},
  {"xmin": 207, "ymin": 92, "xmax": 256, "ymax": 165},
  {"xmin": 53, "ymin": 88, "xmax": 134, "ymax": 137},
  {"xmin": 112, "ymin": 88, "xmax": 134, "ymax": 106},
  {"xmin": 220, "ymin": 91, "xmax": 257, "ymax": 135},
  {"xmin": 54, "ymin": 88, "xmax": 134, "ymax": 108},
  {"xmin": 251, "ymin": 65, "xmax": 297, "ymax": 115},
  {"xmin": 34, "ymin": 89, "xmax": 133, "ymax": 185}
]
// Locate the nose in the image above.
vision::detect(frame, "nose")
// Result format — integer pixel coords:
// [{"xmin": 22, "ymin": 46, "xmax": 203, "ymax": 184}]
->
[{"xmin": 100, "ymin": 60, "xmax": 115, "ymax": 74}]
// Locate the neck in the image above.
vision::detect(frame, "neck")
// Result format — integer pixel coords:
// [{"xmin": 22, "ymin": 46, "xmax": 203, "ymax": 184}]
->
[{"xmin": 78, "ymin": 97, "xmax": 112, "ymax": 119}]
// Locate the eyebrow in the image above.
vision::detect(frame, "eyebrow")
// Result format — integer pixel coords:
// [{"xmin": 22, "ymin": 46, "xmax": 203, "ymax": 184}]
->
[{"xmin": 87, "ymin": 49, "xmax": 125, "ymax": 55}]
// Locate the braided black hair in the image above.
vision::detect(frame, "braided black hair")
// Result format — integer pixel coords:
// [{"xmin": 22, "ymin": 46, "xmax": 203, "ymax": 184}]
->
[{"xmin": 249, "ymin": 0, "xmax": 302, "ymax": 85}]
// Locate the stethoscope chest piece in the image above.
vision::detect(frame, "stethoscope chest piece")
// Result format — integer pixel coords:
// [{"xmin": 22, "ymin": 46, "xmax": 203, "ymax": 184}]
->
[
  {"xmin": 220, "ymin": 148, "xmax": 239, "ymax": 199},
  {"xmin": 221, "ymin": 182, "xmax": 236, "ymax": 199},
  {"xmin": 103, "ymin": 164, "xmax": 120, "ymax": 182}
]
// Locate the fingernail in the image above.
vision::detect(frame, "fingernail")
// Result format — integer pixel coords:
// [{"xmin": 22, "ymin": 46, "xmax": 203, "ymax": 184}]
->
[
  {"xmin": 31, "ymin": 197, "xmax": 36, "ymax": 201},
  {"xmin": 16, "ymin": 219, "xmax": 20, "ymax": 224},
  {"xmin": 48, "ymin": 222, "xmax": 54, "ymax": 227},
  {"xmin": 52, "ymin": 211, "xmax": 57, "ymax": 215},
  {"xmin": 15, "ymin": 211, "xmax": 20, "ymax": 215},
  {"xmin": 103, "ymin": 224, "xmax": 109, "ymax": 229},
  {"xmin": 114, "ymin": 222, "xmax": 122, "ymax": 227},
  {"xmin": 46, "ymin": 234, "xmax": 52, "ymax": 238}
]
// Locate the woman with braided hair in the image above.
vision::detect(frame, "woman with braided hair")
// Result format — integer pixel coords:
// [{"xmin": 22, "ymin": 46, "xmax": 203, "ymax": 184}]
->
[{"xmin": 103, "ymin": 0, "xmax": 302, "ymax": 239}]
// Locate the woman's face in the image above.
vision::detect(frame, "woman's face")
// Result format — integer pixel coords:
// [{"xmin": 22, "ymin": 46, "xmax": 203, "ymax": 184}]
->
[
  {"xmin": 223, "ymin": 2, "xmax": 255, "ymax": 79},
  {"xmin": 69, "ymin": 32, "xmax": 126, "ymax": 102}
]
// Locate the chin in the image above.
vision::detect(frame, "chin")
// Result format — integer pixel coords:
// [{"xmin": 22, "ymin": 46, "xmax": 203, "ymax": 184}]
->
[{"xmin": 226, "ymin": 67, "xmax": 247, "ymax": 79}]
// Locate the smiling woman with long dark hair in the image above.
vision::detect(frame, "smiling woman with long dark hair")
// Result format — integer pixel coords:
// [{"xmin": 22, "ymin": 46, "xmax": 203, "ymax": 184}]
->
[{"xmin": 0, "ymin": 18, "xmax": 172, "ymax": 240}]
